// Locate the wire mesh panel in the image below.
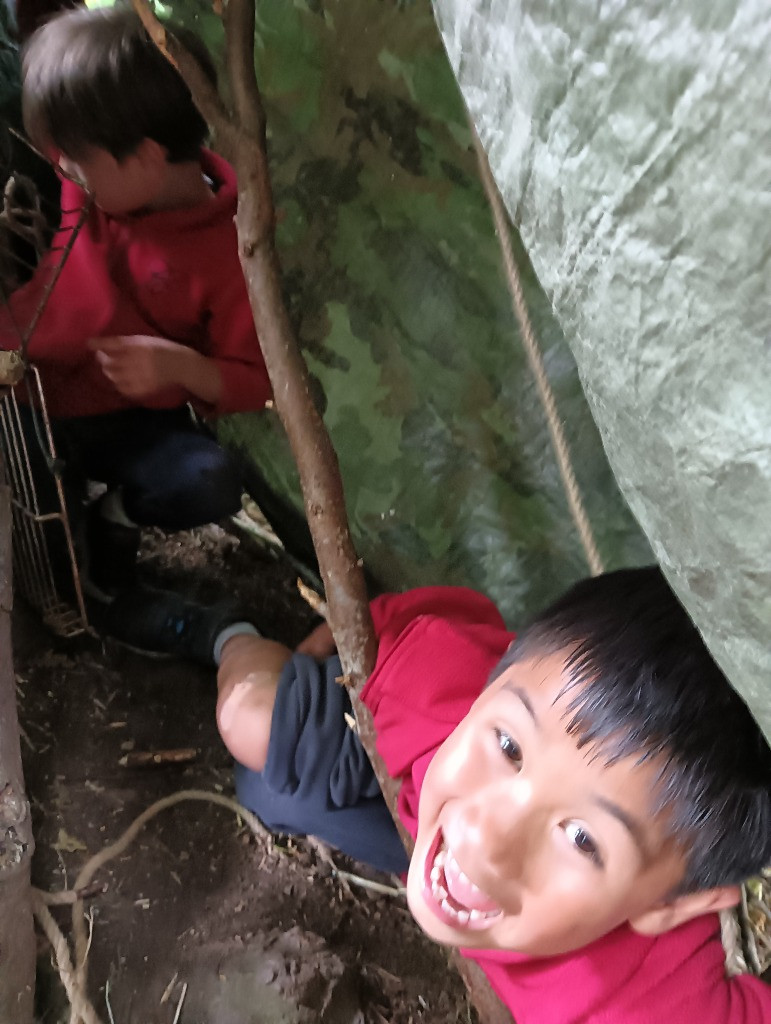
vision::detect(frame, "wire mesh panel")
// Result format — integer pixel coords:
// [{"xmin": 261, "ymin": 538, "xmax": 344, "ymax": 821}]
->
[
  {"xmin": 0, "ymin": 369, "xmax": 87, "ymax": 636},
  {"xmin": 0, "ymin": 128, "xmax": 90, "ymax": 637}
]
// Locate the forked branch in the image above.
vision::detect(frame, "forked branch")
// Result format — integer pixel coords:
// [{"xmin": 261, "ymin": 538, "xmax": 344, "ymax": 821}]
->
[{"xmin": 131, "ymin": 2, "xmax": 511, "ymax": 1019}]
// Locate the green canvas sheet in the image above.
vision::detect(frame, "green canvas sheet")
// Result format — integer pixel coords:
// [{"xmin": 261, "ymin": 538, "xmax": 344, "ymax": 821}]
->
[
  {"xmin": 162, "ymin": 0, "xmax": 650, "ymax": 620},
  {"xmin": 160, "ymin": 0, "xmax": 768, "ymax": 741},
  {"xmin": 434, "ymin": 0, "xmax": 771, "ymax": 742}
]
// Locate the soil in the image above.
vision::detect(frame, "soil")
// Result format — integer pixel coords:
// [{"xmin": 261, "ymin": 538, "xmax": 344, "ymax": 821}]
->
[{"xmin": 16, "ymin": 523, "xmax": 475, "ymax": 1024}]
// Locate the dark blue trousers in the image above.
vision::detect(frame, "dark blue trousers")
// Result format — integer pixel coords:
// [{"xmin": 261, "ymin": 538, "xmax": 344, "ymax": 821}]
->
[
  {"xmin": 20, "ymin": 405, "xmax": 243, "ymax": 529},
  {"xmin": 235, "ymin": 653, "xmax": 409, "ymax": 875}
]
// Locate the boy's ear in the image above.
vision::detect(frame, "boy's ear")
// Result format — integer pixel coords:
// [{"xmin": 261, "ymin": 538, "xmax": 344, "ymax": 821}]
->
[
  {"xmin": 629, "ymin": 885, "xmax": 741, "ymax": 936},
  {"xmin": 132, "ymin": 138, "xmax": 168, "ymax": 170}
]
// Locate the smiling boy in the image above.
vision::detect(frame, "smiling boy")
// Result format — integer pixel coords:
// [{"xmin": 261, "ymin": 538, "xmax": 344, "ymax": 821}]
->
[{"xmin": 214, "ymin": 568, "xmax": 771, "ymax": 1022}]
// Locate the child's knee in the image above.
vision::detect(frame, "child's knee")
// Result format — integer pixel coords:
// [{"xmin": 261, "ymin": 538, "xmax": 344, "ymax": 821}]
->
[{"xmin": 216, "ymin": 676, "xmax": 272, "ymax": 772}]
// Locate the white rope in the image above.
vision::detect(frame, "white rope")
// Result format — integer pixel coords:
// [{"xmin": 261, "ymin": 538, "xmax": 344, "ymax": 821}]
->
[
  {"xmin": 471, "ymin": 128, "xmax": 604, "ymax": 578},
  {"xmin": 32, "ymin": 789, "xmax": 270, "ymax": 1024}
]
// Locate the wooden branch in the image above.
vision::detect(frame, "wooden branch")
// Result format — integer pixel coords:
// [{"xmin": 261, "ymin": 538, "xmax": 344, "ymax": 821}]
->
[
  {"xmin": 230, "ymin": 128, "xmax": 406, "ymax": 841},
  {"xmin": 139, "ymin": 6, "xmax": 512, "ymax": 1020},
  {"xmin": 230, "ymin": 143, "xmax": 379, "ymax": 685},
  {"xmin": 0, "ymin": 463, "xmax": 35, "ymax": 1024},
  {"xmin": 223, "ymin": 0, "xmax": 265, "ymax": 139},
  {"xmin": 130, "ymin": 0, "xmax": 238, "ymax": 160}
]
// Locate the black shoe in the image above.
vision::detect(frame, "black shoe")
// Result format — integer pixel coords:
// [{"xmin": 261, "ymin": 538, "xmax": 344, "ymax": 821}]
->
[
  {"xmin": 94, "ymin": 584, "xmax": 248, "ymax": 666},
  {"xmin": 84, "ymin": 497, "xmax": 140, "ymax": 601}
]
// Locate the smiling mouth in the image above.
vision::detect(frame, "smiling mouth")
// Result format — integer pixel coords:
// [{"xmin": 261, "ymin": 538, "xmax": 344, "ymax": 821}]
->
[{"xmin": 422, "ymin": 831, "xmax": 503, "ymax": 931}]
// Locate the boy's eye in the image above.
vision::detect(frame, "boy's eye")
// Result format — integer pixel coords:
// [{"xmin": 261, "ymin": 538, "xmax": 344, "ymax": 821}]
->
[
  {"xmin": 495, "ymin": 728, "xmax": 523, "ymax": 768},
  {"xmin": 563, "ymin": 821, "xmax": 603, "ymax": 866}
]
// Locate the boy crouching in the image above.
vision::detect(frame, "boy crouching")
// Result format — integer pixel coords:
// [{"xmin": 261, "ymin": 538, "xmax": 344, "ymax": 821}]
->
[{"xmin": 214, "ymin": 568, "xmax": 771, "ymax": 1023}]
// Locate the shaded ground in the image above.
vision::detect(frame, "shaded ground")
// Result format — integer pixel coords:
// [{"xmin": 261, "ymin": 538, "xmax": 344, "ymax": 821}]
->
[{"xmin": 17, "ymin": 524, "xmax": 474, "ymax": 1024}]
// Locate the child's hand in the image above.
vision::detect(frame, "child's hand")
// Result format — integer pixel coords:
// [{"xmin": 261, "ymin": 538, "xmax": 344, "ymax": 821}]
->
[
  {"xmin": 90, "ymin": 335, "xmax": 191, "ymax": 399},
  {"xmin": 91, "ymin": 335, "xmax": 223, "ymax": 405},
  {"xmin": 296, "ymin": 620, "xmax": 336, "ymax": 658}
]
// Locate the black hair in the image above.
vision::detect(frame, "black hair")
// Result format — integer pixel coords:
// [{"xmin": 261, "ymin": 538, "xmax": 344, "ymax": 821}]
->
[
  {"xmin": 491, "ymin": 567, "xmax": 771, "ymax": 891},
  {"xmin": 21, "ymin": 5, "xmax": 216, "ymax": 163}
]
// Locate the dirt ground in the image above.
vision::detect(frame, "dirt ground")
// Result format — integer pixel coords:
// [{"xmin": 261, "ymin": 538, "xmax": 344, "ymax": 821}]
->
[{"xmin": 16, "ymin": 523, "xmax": 475, "ymax": 1024}]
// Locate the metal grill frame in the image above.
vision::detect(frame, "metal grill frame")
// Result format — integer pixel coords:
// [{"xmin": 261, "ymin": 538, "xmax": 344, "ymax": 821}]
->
[
  {"xmin": 1, "ymin": 369, "xmax": 89, "ymax": 637},
  {"xmin": 0, "ymin": 135, "xmax": 92, "ymax": 638}
]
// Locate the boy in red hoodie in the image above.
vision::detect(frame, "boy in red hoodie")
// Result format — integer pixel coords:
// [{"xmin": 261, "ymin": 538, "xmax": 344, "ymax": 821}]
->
[
  {"xmin": 212, "ymin": 567, "xmax": 771, "ymax": 1023},
  {"xmin": 2, "ymin": 6, "xmax": 270, "ymax": 650}
]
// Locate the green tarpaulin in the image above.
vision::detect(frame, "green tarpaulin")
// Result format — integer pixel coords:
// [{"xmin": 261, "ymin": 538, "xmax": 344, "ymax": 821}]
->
[
  {"xmin": 433, "ymin": 0, "xmax": 771, "ymax": 743},
  {"xmin": 163, "ymin": 0, "xmax": 767, "ymax": 742},
  {"xmin": 190, "ymin": 0, "xmax": 650, "ymax": 608}
]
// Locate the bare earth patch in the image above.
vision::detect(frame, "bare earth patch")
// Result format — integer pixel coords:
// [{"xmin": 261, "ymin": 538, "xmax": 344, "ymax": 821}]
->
[{"xmin": 17, "ymin": 524, "xmax": 474, "ymax": 1024}]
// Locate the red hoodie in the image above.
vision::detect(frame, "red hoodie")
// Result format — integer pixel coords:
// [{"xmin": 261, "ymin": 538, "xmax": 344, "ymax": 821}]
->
[
  {"xmin": 362, "ymin": 586, "xmax": 771, "ymax": 1024},
  {"xmin": 0, "ymin": 149, "xmax": 270, "ymax": 419}
]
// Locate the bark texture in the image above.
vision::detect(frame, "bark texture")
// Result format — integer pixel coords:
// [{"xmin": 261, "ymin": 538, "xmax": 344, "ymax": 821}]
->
[{"xmin": 0, "ymin": 457, "xmax": 35, "ymax": 1023}]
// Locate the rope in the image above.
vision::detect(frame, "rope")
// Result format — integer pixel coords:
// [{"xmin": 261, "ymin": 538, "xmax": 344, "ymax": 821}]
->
[
  {"xmin": 32, "ymin": 789, "xmax": 271, "ymax": 1024},
  {"xmin": 31, "ymin": 894, "xmax": 103, "ymax": 1024},
  {"xmin": 470, "ymin": 127, "xmax": 604, "ymax": 578}
]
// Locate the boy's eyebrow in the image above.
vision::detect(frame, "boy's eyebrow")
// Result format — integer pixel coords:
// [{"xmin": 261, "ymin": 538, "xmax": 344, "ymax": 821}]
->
[
  {"xmin": 502, "ymin": 683, "xmax": 539, "ymax": 729},
  {"xmin": 593, "ymin": 797, "xmax": 650, "ymax": 861}
]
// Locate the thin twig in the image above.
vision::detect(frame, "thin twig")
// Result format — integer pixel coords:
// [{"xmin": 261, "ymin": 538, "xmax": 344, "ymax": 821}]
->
[
  {"xmin": 159, "ymin": 973, "xmax": 178, "ymax": 1006},
  {"xmin": 335, "ymin": 870, "xmax": 406, "ymax": 899},
  {"xmin": 130, "ymin": 0, "xmax": 236, "ymax": 156},
  {"xmin": 297, "ymin": 579, "xmax": 328, "ymax": 620},
  {"xmin": 305, "ymin": 835, "xmax": 351, "ymax": 895},
  {"xmin": 171, "ymin": 982, "xmax": 188, "ymax": 1024},
  {"xmin": 104, "ymin": 980, "xmax": 115, "ymax": 1024}
]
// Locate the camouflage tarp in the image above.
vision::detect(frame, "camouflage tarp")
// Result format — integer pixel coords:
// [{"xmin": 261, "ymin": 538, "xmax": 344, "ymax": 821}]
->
[
  {"xmin": 434, "ymin": 0, "xmax": 771, "ymax": 743},
  {"xmin": 164, "ymin": 0, "xmax": 650, "ymax": 625}
]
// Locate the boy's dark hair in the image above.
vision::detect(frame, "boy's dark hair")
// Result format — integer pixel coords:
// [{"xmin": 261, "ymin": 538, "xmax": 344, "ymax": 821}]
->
[
  {"xmin": 21, "ymin": 5, "xmax": 216, "ymax": 163},
  {"xmin": 492, "ymin": 567, "xmax": 771, "ymax": 892}
]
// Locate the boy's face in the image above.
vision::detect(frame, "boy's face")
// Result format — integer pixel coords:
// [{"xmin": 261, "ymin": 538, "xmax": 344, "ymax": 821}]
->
[
  {"xmin": 407, "ymin": 649, "xmax": 690, "ymax": 957},
  {"xmin": 57, "ymin": 146, "xmax": 163, "ymax": 216}
]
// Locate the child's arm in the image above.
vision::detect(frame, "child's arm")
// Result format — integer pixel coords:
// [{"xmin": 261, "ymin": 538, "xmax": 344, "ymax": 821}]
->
[
  {"xmin": 215, "ymin": 634, "xmax": 292, "ymax": 773},
  {"xmin": 90, "ymin": 259, "xmax": 271, "ymax": 413},
  {"xmin": 90, "ymin": 335, "xmax": 224, "ymax": 406}
]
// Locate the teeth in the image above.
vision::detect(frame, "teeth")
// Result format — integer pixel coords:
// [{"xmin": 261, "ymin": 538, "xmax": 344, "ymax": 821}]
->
[
  {"xmin": 445, "ymin": 846, "xmax": 475, "ymax": 891},
  {"xmin": 431, "ymin": 837, "xmax": 502, "ymax": 927}
]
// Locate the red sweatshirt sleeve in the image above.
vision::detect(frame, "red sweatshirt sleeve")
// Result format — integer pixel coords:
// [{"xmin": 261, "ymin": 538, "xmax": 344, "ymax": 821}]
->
[
  {"xmin": 362, "ymin": 587, "xmax": 514, "ymax": 834},
  {"xmin": 199, "ymin": 268, "xmax": 271, "ymax": 417}
]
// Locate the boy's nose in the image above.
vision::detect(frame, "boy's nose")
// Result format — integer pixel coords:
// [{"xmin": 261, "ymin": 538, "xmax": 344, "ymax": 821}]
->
[{"xmin": 462, "ymin": 777, "xmax": 538, "ymax": 877}]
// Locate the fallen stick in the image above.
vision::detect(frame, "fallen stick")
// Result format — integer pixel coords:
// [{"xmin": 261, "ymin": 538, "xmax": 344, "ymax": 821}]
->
[{"xmin": 118, "ymin": 748, "xmax": 198, "ymax": 769}]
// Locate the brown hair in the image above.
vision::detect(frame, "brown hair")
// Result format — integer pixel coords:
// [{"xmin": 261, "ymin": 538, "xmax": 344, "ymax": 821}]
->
[{"xmin": 22, "ymin": 5, "xmax": 216, "ymax": 163}]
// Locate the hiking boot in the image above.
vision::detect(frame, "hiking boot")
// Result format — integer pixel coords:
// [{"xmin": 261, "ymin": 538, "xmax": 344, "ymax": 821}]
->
[
  {"xmin": 93, "ymin": 583, "xmax": 254, "ymax": 666},
  {"xmin": 83, "ymin": 496, "xmax": 140, "ymax": 601}
]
